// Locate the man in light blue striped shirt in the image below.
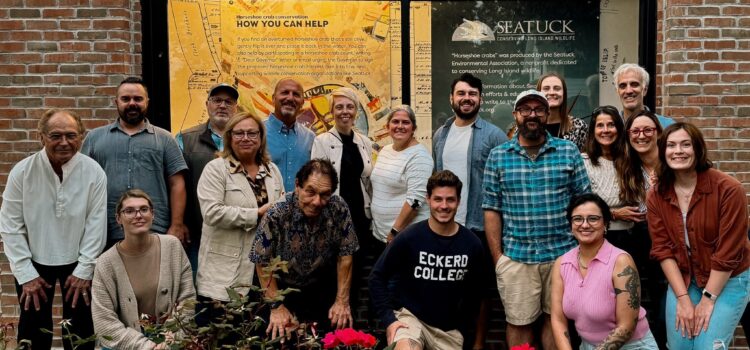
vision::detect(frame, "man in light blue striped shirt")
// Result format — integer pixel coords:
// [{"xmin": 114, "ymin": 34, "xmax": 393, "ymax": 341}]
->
[{"xmin": 482, "ymin": 90, "xmax": 590, "ymax": 349}]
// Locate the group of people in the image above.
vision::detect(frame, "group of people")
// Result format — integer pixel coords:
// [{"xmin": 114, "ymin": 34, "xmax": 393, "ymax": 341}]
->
[{"xmin": 0, "ymin": 62, "xmax": 747, "ymax": 350}]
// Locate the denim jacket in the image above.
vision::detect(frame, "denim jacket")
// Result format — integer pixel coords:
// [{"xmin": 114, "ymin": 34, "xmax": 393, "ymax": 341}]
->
[{"xmin": 433, "ymin": 116, "xmax": 508, "ymax": 231}]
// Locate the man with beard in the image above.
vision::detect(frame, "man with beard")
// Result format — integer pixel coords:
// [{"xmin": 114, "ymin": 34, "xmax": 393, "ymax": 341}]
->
[
  {"xmin": 432, "ymin": 73, "xmax": 506, "ymax": 350},
  {"xmin": 1, "ymin": 109, "xmax": 106, "ymax": 350},
  {"xmin": 265, "ymin": 78, "xmax": 315, "ymax": 191},
  {"xmin": 482, "ymin": 90, "xmax": 590, "ymax": 349},
  {"xmin": 83, "ymin": 77, "xmax": 188, "ymax": 249},
  {"xmin": 175, "ymin": 83, "xmax": 238, "ymax": 274}
]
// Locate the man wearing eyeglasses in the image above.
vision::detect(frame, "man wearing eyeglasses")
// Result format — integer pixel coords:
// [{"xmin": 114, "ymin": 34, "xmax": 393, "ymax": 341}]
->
[
  {"xmin": 614, "ymin": 63, "xmax": 675, "ymax": 127},
  {"xmin": 82, "ymin": 77, "xmax": 188, "ymax": 249},
  {"xmin": 1, "ymin": 109, "xmax": 106, "ymax": 350},
  {"xmin": 175, "ymin": 83, "xmax": 239, "ymax": 274},
  {"xmin": 482, "ymin": 90, "xmax": 591, "ymax": 349},
  {"xmin": 265, "ymin": 78, "xmax": 316, "ymax": 191}
]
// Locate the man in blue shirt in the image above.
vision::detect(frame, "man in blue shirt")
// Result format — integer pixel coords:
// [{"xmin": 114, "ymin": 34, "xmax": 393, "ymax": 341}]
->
[
  {"xmin": 483, "ymin": 90, "xmax": 591, "ymax": 349},
  {"xmin": 432, "ymin": 73, "xmax": 507, "ymax": 349},
  {"xmin": 265, "ymin": 78, "xmax": 315, "ymax": 191},
  {"xmin": 614, "ymin": 63, "xmax": 675, "ymax": 127}
]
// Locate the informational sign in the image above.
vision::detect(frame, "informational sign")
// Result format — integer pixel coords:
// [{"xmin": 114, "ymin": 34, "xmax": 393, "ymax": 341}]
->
[
  {"xmin": 422, "ymin": 1, "xmax": 599, "ymax": 132},
  {"xmin": 168, "ymin": 0, "xmax": 401, "ymax": 145}
]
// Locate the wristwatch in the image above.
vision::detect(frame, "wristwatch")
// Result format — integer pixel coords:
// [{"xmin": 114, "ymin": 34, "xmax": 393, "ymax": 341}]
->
[
  {"xmin": 702, "ymin": 288, "xmax": 718, "ymax": 301},
  {"xmin": 270, "ymin": 301, "xmax": 284, "ymax": 309}
]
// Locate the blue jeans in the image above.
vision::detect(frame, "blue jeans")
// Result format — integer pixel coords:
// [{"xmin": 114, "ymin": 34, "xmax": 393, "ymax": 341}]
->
[
  {"xmin": 580, "ymin": 330, "xmax": 658, "ymax": 350},
  {"xmin": 665, "ymin": 269, "xmax": 750, "ymax": 349}
]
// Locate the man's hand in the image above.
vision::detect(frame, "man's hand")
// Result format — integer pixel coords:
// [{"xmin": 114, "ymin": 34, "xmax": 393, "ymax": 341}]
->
[
  {"xmin": 167, "ymin": 222, "xmax": 190, "ymax": 245},
  {"xmin": 386, "ymin": 320, "xmax": 409, "ymax": 345},
  {"xmin": 64, "ymin": 275, "xmax": 92, "ymax": 308},
  {"xmin": 267, "ymin": 305, "xmax": 297, "ymax": 342},
  {"xmin": 20, "ymin": 277, "xmax": 51, "ymax": 311},
  {"xmin": 328, "ymin": 298, "xmax": 353, "ymax": 329}
]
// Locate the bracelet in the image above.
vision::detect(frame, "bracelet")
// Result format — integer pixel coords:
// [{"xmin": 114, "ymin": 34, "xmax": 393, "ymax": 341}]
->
[
  {"xmin": 390, "ymin": 227, "xmax": 400, "ymax": 236},
  {"xmin": 676, "ymin": 293, "xmax": 688, "ymax": 299}
]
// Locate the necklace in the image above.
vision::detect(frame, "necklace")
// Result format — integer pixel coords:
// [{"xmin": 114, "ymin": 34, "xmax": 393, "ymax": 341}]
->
[
  {"xmin": 674, "ymin": 184, "xmax": 695, "ymax": 201},
  {"xmin": 577, "ymin": 251, "xmax": 588, "ymax": 270}
]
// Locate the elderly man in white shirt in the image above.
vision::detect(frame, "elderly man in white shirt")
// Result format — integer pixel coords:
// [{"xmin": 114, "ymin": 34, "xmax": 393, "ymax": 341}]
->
[{"xmin": 0, "ymin": 109, "xmax": 107, "ymax": 350}]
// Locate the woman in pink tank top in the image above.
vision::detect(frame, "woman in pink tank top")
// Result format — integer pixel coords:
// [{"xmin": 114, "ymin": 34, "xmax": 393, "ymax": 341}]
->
[{"xmin": 550, "ymin": 193, "xmax": 658, "ymax": 349}]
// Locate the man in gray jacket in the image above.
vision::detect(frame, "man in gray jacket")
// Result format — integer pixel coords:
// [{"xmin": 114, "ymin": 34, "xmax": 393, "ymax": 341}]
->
[{"xmin": 432, "ymin": 73, "xmax": 507, "ymax": 349}]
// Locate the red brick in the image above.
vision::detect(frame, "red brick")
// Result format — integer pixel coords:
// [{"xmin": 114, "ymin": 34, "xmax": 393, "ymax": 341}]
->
[
  {"xmin": 686, "ymin": 96, "xmax": 720, "ymax": 105},
  {"xmin": 108, "ymin": 31, "xmax": 133, "ymax": 41},
  {"xmin": 715, "ymin": 161, "xmax": 750, "ymax": 172},
  {"xmin": 718, "ymin": 118, "xmax": 750, "ymax": 128},
  {"xmin": 44, "ymin": 53, "xmax": 75, "ymax": 63},
  {"xmin": 42, "ymin": 9, "xmax": 75, "ymax": 18},
  {"xmin": 108, "ymin": 8, "xmax": 131, "ymax": 17},
  {"xmin": 60, "ymin": 19, "xmax": 91, "ymax": 30},
  {"xmin": 0, "ymin": 132, "xmax": 28, "ymax": 142},
  {"xmin": 0, "ymin": 65, "xmax": 25, "ymax": 74},
  {"xmin": 665, "ymin": 40, "xmax": 702, "ymax": 50},
  {"xmin": 704, "ymin": 17, "xmax": 735, "ymax": 27},
  {"xmin": 665, "ymin": 107, "xmax": 702, "ymax": 118},
  {"xmin": 686, "ymin": 51, "xmax": 719, "ymax": 60},
  {"xmin": 667, "ymin": 84, "xmax": 701, "ymax": 95},
  {"xmin": 59, "ymin": 42, "xmax": 91, "ymax": 51},
  {"xmin": 0, "ymin": 109, "xmax": 25, "ymax": 118},
  {"xmin": 43, "ymin": 31, "xmax": 75, "ymax": 41},
  {"xmin": 723, "ymin": 6, "xmax": 750, "ymax": 16},
  {"xmin": 0, "ymin": 20, "xmax": 24, "ymax": 30},
  {"xmin": 704, "ymin": 40, "xmax": 736, "ymax": 49},
  {"xmin": 686, "ymin": 73, "xmax": 719, "ymax": 83},
  {"xmin": 77, "ymin": 97, "xmax": 110, "ymax": 108},
  {"xmin": 9, "ymin": 53, "xmax": 42, "ymax": 64},
  {"xmin": 0, "ymin": 42, "xmax": 25, "ymax": 51},
  {"xmin": 14, "ymin": 141, "xmax": 41, "ymax": 152},
  {"xmin": 25, "ymin": 20, "xmax": 58, "ymax": 30},
  {"xmin": 77, "ymin": 75, "xmax": 108, "ymax": 85},
  {"xmin": 704, "ymin": 62, "xmax": 736, "ymax": 71},
  {"xmin": 78, "ymin": 53, "xmax": 107, "ymax": 63},
  {"xmin": 93, "ymin": 19, "xmax": 130, "ymax": 30},
  {"xmin": 687, "ymin": 28, "xmax": 719, "ymax": 38},
  {"xmin": 9, "ymin": 119, "xmax": 37, "ymax": 131},
  {"xmin": 722, "ymin": 28, "xmax": 750, "ymax": 39},
  {"xmin": 0, "ymin": 87, "xmax": 25, "ymax": 95},
  {"xmin": 93, "ymin": 0, "xmax": 130, "ymax": 6},
  {"xmin": 721, "ymin": 74, "xmax": 750, "ymax": 83},
  {"xmin": 25, "ymin": 0, "xmax": 57, "ymax": 5},
  {"xmin": 93, "ymin": 64, "xmax": 130, "ymax": 74},
  {"xmin": 43, "ymin": 75, "xmax": 75, "ymax": 84},
  {"xmin": 93, "ymin": 42, "xmax": 130, "ymax": 52},
  {"xmin": 58, "ymin": 0, "xmax": 91, "ymax": 5},
  {"xmin": 28, "ymin": 64, "xmax": 58, "ymax": 74},
  {"xmin": 10, "ymin": 31, "xmax": 42, "ymax": 41},
  {"xmin": 703, "ymin": 84, "xmax": 737, "ymax": 94},
  {"xmin": 43, "ymin": 97, "xmax": 76, "ymax": 108},
  {"xmin": 722, "ymin": 51, "xmax": 750, "ymax": 60},
  {"xmin": 721, "ymin": 96, "xmax": 750, "ymax": 105}
]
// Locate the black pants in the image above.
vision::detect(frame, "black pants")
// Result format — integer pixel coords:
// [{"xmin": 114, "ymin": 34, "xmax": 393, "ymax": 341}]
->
[{"xmin": 14, "ymin": 262, "xmax": 94, "ymax": 350}]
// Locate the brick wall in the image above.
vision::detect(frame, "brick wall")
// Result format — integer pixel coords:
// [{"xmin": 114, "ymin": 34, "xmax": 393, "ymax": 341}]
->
[
  {"xmin": 656, "ymin": 0, "xmax": 749, "ymax": 348},
  {"xmin": 0, "ymin": 0, "xmax": 748, "ymax": 348},
  {"xmin": 0, "ymin": 0, "xmax": 142, "ymax": 346}
]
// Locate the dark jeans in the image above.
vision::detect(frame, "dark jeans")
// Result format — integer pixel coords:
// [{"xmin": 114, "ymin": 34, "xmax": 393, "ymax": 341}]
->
[{"xmin": 14, "ymin": 261, "xmax": 94, "ymax": 350}]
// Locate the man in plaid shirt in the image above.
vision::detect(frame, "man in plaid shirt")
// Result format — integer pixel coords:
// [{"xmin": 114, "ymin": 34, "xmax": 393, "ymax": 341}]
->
[{"xmin": 483, "ymin": 90, "xmax": 591, "ymax": 349}]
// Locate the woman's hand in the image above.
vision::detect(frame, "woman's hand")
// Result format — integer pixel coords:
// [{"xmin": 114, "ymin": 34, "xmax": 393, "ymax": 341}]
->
[
  {"xmin": 675, "ymin": 295, "xmax": 696, "ymax": 338},
  {"xmin": 613, "ymin": 206, "xmax": 645, "ymax": 222},
  {"xmin": 693, "ymin": 296, "xmax": 715, "ymax": 336},
  {"xmin": 258, "ymin": 203, "xmax": 270, "ymax": 217}
]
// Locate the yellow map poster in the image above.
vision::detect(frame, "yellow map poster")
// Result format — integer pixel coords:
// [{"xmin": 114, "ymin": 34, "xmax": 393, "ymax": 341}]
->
[{"xmin": 168, "ymin": 0, "xmax": 401, "ymax": 144}]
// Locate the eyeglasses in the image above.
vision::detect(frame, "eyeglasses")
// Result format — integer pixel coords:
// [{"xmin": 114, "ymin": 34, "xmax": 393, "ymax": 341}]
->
[
  {"xmin": 46, "ymin": 133, "xmax": 79, "ymax": 142},
  {"xmin": 628, "ymin": 127, "xmax": 656, "ymax": 137},
  {"xmin": 231, "ymin": 130, "xmax": 261, "ymax": 140},
  {"xmin": 209, "ymin": 97, "xmax": 237, "ymax": 106},
  {"xmin": 516, "ymin": 106, "xmax": 548, "ymax": 117},
  {"xmin": 120, "ymin": 206, "xmax": 152, "ymax": 218},
  {"xmin": 571, "ymin": 215, "xmax": 602, "ymax": 226}
]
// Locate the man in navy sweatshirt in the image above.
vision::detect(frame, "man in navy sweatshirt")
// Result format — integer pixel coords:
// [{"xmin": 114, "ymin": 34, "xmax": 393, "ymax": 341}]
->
[{"xmin": 369, "ymin": 170, "xmax": 487, "ymax": 349}]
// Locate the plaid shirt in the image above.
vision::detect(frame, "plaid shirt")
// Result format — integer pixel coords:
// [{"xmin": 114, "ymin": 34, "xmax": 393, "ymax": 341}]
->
[{"xmin": 482, "ymin": 133, "xmax": 591, "ymax": 263}]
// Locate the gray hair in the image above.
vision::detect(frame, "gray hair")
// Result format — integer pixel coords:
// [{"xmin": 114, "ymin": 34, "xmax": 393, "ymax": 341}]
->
[
  {"xmin": 613, "ymin": 63, "xmax": 650, "ymax": 87},
  {"xmin": 386, "ymin": 105, "xmax": 417, "ymax": 127},
  {"xmin": 328, "ymin": 87, "xmax": 360, "ymax": 120}
]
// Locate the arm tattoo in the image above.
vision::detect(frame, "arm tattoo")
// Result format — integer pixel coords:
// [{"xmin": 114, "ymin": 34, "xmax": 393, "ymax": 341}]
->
[
  {"xmin": 595, "ymin": 327, "xmax": 633, "ymax": 350},
  {"xmin": 614, "ymin": 265, "xmax": 641, "ymax": 310}
]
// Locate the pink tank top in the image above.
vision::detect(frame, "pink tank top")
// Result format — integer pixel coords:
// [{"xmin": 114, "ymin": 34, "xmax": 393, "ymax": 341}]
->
[{"xmin": 560, "ymin": 240, "xmax": 650, "ymax": 344}]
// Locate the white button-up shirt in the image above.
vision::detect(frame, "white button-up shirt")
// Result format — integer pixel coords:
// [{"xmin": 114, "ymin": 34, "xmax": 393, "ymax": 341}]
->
[{"xmin": 0, "ymin": 151, "xmax": 107, "ymax": 284}]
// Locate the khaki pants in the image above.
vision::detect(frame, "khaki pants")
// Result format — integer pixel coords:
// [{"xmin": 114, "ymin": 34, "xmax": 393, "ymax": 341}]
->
[{"xmin": 392, "ymin": 308, "xmax": 463, "ymax": 349}]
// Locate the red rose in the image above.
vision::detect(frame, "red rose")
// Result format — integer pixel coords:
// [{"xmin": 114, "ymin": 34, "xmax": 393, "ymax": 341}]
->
[
  {"xmin": 322, "ymin": 332, "xmax": 340, "ymax": 349},
  {"xmin": 510, "ymin": 344, "xmax": 535, "ymax": 350},
  {"xmin": 334, "ymin": 328, "xmax": 361, "ymax": 346},
  {"xmin": 359, "ymin": 331, "xmax": 377, "ymax": 348}
]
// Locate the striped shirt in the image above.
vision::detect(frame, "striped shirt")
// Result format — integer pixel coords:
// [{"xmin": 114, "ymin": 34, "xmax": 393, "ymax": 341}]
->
[
  {"xmin": 482, "ymin": 133, "xmax": 591, "ymax": 263},
  {"xmin": 370, "ymin": 144, "xmax": 433, "ymax": 242}
]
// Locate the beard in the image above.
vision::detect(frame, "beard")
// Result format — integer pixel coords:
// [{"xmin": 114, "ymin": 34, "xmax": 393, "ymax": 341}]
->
[
  {"xmin": 517, "ymin": 116, "xmax": 545, "ymax": 140},
  {"xmin": 119, "ymin": 105, "xmax": 147, "ymax": 125},
  {"xmin": 451, "ymin": 100, "xmax": 479, "ymax": 120}
]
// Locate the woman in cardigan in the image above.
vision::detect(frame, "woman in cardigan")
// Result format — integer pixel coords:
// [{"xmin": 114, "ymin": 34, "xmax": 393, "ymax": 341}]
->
[
  {"xmin": 196, "ymin": 111, "xmax": 284, "ymax": 326},
  {"xmin": 92, "ymin": 189, "xmax": 195, "ymax": 349},
  {"xmin": 648, "ymin": 122, "xmax": 750, "ymax": 348},
  {"xmin": 551, "ymin": 193, "xmax": 658, "ymax": 349}
]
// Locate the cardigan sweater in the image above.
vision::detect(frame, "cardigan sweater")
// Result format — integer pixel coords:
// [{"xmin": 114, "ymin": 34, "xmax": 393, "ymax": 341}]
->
[{"xmin": 92, "ymin": 234, "xmax": 195, "ymax": 349}]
